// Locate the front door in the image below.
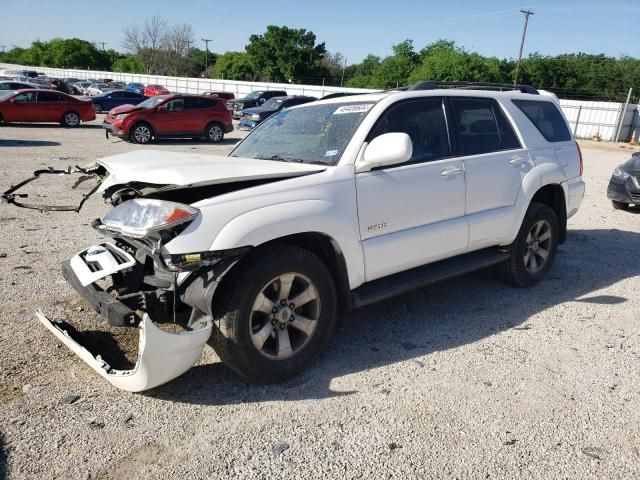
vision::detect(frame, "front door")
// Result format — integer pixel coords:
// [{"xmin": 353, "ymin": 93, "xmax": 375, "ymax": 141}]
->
[
  {"xmin": 154, "ymin": 98, "xmax": 186, "ymax": 135},
  {"xmin": 356, "ymin": 98, "xmax": 468, "ymax": 282},
  {"xmin": 7, "ymin": 91, "xmax": 37, "ymax": 122}
]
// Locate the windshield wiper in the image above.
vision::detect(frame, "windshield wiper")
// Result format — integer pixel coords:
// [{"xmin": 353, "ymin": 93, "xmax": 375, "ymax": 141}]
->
[{"xmin": 256, "ymin": 155, "xmax": 303, "ymax": 163}]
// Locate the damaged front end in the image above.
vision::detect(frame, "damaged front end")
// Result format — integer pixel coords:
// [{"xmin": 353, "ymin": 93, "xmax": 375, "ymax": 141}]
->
[{"xmin": 2, "ymin": 151, "xmax": 325, "ymax": 391}]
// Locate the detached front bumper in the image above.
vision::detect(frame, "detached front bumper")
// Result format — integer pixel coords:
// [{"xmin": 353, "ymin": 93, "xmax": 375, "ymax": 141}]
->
[
  {"xmin": 38, "ymin": 242, "xmax": 214, "ymax": 392},
  {"xmin": 36, "ymin": 311, "xmax": 211, "ymax": 392}
]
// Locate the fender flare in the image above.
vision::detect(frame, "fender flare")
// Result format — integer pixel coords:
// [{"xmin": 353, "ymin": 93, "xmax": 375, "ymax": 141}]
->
[{"xmin": 210, "ymin": 199, "xmax": 365, "ymax": 288}]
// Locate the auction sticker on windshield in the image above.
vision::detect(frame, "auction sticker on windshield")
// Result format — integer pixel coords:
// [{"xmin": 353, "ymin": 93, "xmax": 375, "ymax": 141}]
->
[{"xmin": 333, "ymin": 104, "xmax": 373, "ymax": 115}]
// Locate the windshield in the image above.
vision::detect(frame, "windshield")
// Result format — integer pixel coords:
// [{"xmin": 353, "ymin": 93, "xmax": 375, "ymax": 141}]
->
[
  {"xmin": 262, "ymin": 98, "xmax": 284, "ymax": 109},
  {"xmin": 137, "ymin": 96, "xmax": 167, "ymax": 109},
  {"xmin": 230, "ymin": 101, "xmax": 375, "ymax": 166},
  {"xmin": 0, "ymin": 91, "xmax": 14, "ymax": 101},
  {"xmin": 244, "ymin": 91, "xmax": 263, "ymax": 100}
]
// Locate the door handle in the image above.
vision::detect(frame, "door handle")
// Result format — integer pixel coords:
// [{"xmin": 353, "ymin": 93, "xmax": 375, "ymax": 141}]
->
[
  {"xmin": 441, "ymin": 167, "xmax": 464, "ymax": 178},
  {"xmin": 509, "ymin": 156, "xmax": 526, "ymax": 166}
]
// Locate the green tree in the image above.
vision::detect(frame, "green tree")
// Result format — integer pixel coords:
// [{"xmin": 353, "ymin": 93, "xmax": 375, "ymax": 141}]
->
[
  {"xmin": 112, "ymin": 55, "xmax": 144, "ymax": 73},
  {"xmin": 245, "ymin": 25, "xmax": 326, "ymax": 82},
  {"xmin": 211, "ymin": 51, "xmax": 255, "ymax": 80}
]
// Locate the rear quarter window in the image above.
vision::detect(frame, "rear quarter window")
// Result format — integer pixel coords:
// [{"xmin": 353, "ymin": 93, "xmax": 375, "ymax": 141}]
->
[{"xmin": 512, "ymin": 99, "xmax": 571, "ymax": 142}]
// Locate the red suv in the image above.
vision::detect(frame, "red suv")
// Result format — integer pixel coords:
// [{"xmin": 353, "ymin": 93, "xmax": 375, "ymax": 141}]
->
[
  {"xmin": 103, "ymin": 94, "xmax": 233, "ymax": 144},
  {"xmin": 144, "ymin": 84, "xmax": 170, "ymax": 96}
]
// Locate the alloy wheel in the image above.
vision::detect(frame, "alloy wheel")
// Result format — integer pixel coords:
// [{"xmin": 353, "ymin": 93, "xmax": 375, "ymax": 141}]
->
[
  {"xmin": 523, "ymin": 219, "xmax": 552, "ymax": 273},
  {"xmin": 208, "ymin": 125, "xmax": 223, "ymax": 142},
  {"xmin": 134, "ymin": 125, "xmax": 151, "ymax": 143},
  {"xmin": 250, "ymin": 273, "xmax": 320, "ymax": 360}
]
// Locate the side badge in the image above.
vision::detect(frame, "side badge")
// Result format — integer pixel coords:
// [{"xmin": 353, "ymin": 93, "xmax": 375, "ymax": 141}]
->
[{"xmin": 367, "ymin": 223, "xmax": 388, "ymax": 232}]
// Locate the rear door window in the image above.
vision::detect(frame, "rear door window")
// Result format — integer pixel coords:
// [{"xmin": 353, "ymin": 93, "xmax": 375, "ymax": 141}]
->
[
  {"xmin": 36, "ymin": 91, "xmax": 63, "ymax": 102},
  {"xmin": 512, "ymin": 99, "xmax": 571, "ymax": 142},
  {"xmin": 184, "ymin": 97, "xmax": 216, "ymax": 109},
  {"xmin": 369, "ymin": 98, "xmax": 451, "ymax": 165},
  {"xmin": 449, "ymin": 97, "xmax": 521, "ymax": 155}
]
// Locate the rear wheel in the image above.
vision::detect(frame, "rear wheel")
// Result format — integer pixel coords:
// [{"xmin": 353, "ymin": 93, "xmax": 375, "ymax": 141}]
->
[
  {"xmin": 94, "ymin": 104, "xmax": 103, "ymax": 114},
  {"xmin": 130, "ymin": 122, "xmax": 153, "ymax": 144},
  {"xmin": 61, "ymin": 111, "xmax": 80, "ymax": 128},
  {"xmin": 209, "ymin": 245, "xmax": 337, "ymax": 382},
  {"xmin": 612, "ymin": 200, "xmax": 629, "ymax": 210},
  {"xmin": 497, "ymin": 203, "xmax": 559, "ymax": 288},
  {"xmin": 205, "ymin": 122, "xmax": 224, "ymax": 143}
]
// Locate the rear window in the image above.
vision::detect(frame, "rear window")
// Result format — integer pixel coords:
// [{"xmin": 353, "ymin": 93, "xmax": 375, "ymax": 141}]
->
[{"xmin": 512, "ymin": 99, "xmax": 571, "ymax": 142}]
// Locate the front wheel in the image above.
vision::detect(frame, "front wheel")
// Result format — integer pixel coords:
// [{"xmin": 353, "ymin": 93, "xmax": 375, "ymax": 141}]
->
[
  {"xmin": 497, "ymin": 203, "xmax": 559, "ymax": 288},
  {"xmin": 94, "ymin": 104, "xmax": 103, "ymax": 114},
  {"xmin": 61, "ymin": 111, "xmax": 80, "ymax": 127},
  {"xmin": 209, "ymin": 245, "xmax": 337, "ymax": 382},
  {"xmin": 130, "ymin": 122, "xmax": 153, "ymax": 144}
]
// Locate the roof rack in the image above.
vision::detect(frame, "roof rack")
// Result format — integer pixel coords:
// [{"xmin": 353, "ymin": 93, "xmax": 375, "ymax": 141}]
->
[{"xmin": 402, "ymin": 81, "xmax": 539, "ymax": 95}]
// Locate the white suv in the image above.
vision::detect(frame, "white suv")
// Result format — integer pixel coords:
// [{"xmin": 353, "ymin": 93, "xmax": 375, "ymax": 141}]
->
[{"xmin": 6, "ymin": 82, "xmax": 585, "ymax": 391}]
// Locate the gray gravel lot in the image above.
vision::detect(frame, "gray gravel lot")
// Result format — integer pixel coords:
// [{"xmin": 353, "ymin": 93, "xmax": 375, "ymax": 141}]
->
[{"xmin": 0, "ymin": 119, "xmax": 639, "ymax": 480}]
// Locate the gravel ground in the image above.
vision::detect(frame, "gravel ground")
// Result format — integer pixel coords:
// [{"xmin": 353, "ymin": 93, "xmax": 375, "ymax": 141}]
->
[{"xmin": 0, "ymin": 119, "xmax": 639, "ymax": 480}]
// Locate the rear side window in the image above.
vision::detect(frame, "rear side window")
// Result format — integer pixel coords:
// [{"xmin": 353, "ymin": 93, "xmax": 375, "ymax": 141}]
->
[
  {"xmin": 512, "ymin": 99, "xmax": 571, "ymax": 142},
  {"xmin": 449, "ymin": 98, "xmax": 521, "ymax": 155},
  {"xmin": 370, "ymin": 98, "xmax": 451, "ymax": 165},
  {"xmin": 37, "ymin": 91, "xmax": 63, "ymax": 102},
  {"xmin": 184, "ymin": 97, "xmax": 216, "ymax": 109}
]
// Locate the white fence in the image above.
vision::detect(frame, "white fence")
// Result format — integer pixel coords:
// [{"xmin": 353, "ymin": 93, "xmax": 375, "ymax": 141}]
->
[{"xmin": 1, "ymin": 63, "xmax": 637, "ymax": 142}]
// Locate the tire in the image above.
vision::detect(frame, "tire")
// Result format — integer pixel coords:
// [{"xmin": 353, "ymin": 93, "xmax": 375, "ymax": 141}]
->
[
  {"xmin": 612, "ymin": 200, "xmax": 629, "ymax": 210},
  {"xmin": 209, "ymin": 245, "xmax": 337, "ymax": 382},
  {"xmin": 497, "ymin": 203, "xmax": 559, "ymax": 288},
  {"xmin": 130, "ymin": 122, "xmax": 153, "ymax": 144},
  {"xmin": 94, "ymin": 104, "xmax": 103, "ymax": 114},
  {"xmin": 61, "ymin": 111, "xmax": 80, "ymax": 128},
  {"xmin": 205, "ymin": 122, "xmax": 224, "ymax": 143}
]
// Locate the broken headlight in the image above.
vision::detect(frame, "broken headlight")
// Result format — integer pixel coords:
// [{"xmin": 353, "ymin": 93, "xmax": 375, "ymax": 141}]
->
[{"xmin": 101, "ymin": 199, "xmax": 199, "ymax": 239}]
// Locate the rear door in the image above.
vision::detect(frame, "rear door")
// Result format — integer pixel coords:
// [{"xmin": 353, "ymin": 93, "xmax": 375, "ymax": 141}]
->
[
  {"xmin": 36, "ymin": 91, "xmax": 66, "ymax": 122},
  {"xmin": 183, "ymin": 96, "xmax": 217, "ymax": 133},
  {"xmin": 447, "ymin": 97, "xmax": 528, "ymax": 250}
]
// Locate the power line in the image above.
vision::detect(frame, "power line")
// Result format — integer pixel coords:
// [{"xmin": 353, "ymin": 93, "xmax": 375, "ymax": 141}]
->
[
  {"xmin": 514, "ymin": 9, "xmax": 534, "ymax": 85},
  {"xmin": 202, "ymin": 38, "xmax": 212, "ymax": 71}
]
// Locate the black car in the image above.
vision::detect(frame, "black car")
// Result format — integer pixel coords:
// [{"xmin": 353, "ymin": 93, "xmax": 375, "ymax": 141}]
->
[
  {"xmin": 228, "ymin": 90, "xmax": 287, "ymax": 119},
  {"xmin": 607, "ymin": 151, "xmax": 640, "ymax": 210},
  {"xmin": 238, "ymin": 95, "xmax": 317, "ymax": 129}
]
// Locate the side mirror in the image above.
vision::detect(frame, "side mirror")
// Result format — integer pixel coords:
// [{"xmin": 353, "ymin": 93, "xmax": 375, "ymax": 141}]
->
[
  {"xmin": 356, "ymin": 132, "xmax": 413, "ymax": 173},
  {"xmin": 9, "ymin": 98, "xmax": 15, "ymax": 103},
  {"xmin": 157, "ymin": 105, "xmax": 167, "ymax": 112}
]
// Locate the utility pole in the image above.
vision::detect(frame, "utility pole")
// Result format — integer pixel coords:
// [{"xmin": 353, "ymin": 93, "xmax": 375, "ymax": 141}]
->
[
  {"xmin": 202, "ymin": 38, "xmax": 212, "ymax": 72},
  {"xmin": 340, "ymin": 58, "xmax": 347, "ymax": 87},
  {"xmin": 514, "ymin": 9, "xmax": 534, "ymax": 85},
  {"xmin": 185, "ymin": 40, "xmax": 192, "ymax": 77},
  {"xmin": 0, "ymin": 45, "xmax": 5, "ymax": 53},
  {"xmin": 98, "ymin": 41, "xmax": 107, "ymax": 51}
]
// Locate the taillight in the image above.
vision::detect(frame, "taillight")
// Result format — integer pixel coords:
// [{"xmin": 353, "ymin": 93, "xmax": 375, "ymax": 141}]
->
[{"xmin": 576, "ymin": 141, "xmax": 583, "ymax": 176}]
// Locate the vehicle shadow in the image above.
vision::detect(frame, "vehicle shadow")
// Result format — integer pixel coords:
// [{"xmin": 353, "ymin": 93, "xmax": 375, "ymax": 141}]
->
[
  {"xmin": 2, "ymin": 123, "xmax": 102, "ymax": 129},
  {"xmin": 145, "ymin": 228, "xmax": 640, "ymax": 406},
  {"xmin": 0, "ymin": 139, "xmax": 61, "ymax": 147},
  {"xmin": 151, "ymin": 138, "xmax": 240, "ymax": 147},
  {"xmin": 0, "ymin": 431, "xmax": 7, "ymax": 480}
]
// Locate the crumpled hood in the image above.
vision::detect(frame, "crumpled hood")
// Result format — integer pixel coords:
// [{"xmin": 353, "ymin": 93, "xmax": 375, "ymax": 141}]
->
[
  {"xmin": 109, "ymin": 103, "xmax": 143, "ymax": 115},
  {"xmin": 96, "ymin": 150, "xmax": 326, "ymax": 192}
]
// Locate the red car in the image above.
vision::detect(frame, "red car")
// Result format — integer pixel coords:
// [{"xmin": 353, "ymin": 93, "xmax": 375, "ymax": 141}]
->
[
  {"xmin": 144, "ymin": 84, "xmax": 170, "ymax": 96},
  {"xmin": 0, "ymin": 89, "xmax": 96, "ymax": 127},
  {"xmin": 103, "ymin": 94, "xmax": 233, "ymax": 144}
]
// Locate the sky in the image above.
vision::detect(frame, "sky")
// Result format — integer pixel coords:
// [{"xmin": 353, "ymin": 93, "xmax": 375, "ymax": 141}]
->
[{"xmin": 0, "ymin": 0, "xmax": 638, "ymax": 62}]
